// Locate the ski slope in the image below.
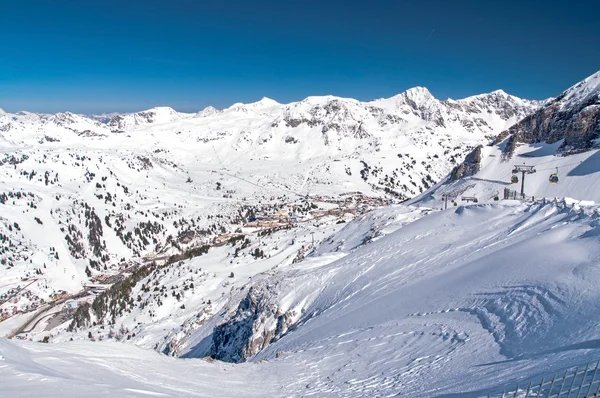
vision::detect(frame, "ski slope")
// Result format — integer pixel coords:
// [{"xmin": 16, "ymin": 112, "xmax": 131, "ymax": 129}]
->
[
  {"xmin": 479, "ymin": 142, "xmax": 600, "ymax": 201},
  {"xmin": 417, "ymin": 141, "xmax": 600, "ymax": 210},
  {"xmin": 3, "ymin": 200, "xmax": 600, "ymax": 396},
  {"xmin": 1, "ymin": 71, "xmax": 598, "ymax": 397},
  {"xmin": 0, "ymin": 85, "xmax": 540, "ymax": 326}
]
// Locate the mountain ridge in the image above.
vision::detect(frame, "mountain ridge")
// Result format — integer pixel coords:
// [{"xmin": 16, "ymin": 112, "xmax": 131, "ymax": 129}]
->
[
  {"xmin": 2, "ymin": 72, "xmax": 600, "ymax": 398},
  {"xmin": 0, "ymin": 81, "xmax": 545, "ymax": 337},
  {"xmin": 1, "ymin": 86, "xmax": 541, "ymax": 125},
  {"xmin": 493, "ymin": 69, "xmax": 600, "ymax": 155}
]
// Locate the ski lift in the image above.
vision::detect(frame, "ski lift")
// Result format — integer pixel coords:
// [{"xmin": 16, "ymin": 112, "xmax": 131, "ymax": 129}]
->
[
  {"xmin": 549, "ymin": 167, "xmax": 559, "ymax": 184},
  {"xmin": 511, "ymin": 175, "xmax": 519, "ymax": 184}
]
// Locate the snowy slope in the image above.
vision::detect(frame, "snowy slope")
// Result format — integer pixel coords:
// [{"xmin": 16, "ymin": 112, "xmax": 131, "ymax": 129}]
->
[
  {"xmin": 416, "ymin": 70, "xmax": 600, "ymax": 210},
  {"xmin": 7, "ymin": 78, "xmax": 600, "ymax": 397},
  {"xmin": 3, "ymin": 200, "xmax": 600, "ymax": 397},
  {"xmin": 252, "ymin": 200, "xmax": 600, "ymax": 396},
  {"xmin": 0, "ymin": 86, "xmax": 541, "ymax": 323},
  {"xmin": 559, "ymin": 70, "xmax": 600, "ymax": 109},
  {"xmin": 416, "ymin": 141, "xmax": 600, "ymax": 211}
]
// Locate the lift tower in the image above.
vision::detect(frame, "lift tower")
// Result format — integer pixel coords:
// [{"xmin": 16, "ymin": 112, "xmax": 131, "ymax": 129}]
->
[{"xmin": 512, "ymin": 165, "xmax": 536, "ymax": 199}]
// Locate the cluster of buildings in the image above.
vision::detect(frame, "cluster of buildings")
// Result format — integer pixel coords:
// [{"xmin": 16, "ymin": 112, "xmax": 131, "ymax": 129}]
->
[
  {"xmin": 245, "ymin": 207, "xmax": 299, "ymax": 228},
  {"xmin": 244, "ymin": 192, "xmax": 391, "ymax": 228},
  {"xmin": 0, "ymin": 287, "xmax": 45, "ymax": 321},
  {"xmin": 0, "ymin": 299, "xmax": 41, "ymax": 320}
]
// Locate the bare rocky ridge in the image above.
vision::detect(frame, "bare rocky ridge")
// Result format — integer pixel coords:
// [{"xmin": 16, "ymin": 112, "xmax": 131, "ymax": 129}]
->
[{"xmin": 494, "ymin": 71, "xmax": 600, "ymax": 155}]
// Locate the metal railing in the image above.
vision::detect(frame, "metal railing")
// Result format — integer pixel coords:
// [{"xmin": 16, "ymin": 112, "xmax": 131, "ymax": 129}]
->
[{"xmin": 489, "ymin": 361, "xmax": 600, "ymax": 398}]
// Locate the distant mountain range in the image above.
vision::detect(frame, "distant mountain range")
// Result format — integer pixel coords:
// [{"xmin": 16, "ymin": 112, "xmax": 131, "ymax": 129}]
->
[
  {"xmin": 1, "ymin": 71, "xmax": 598, "ymax": 366},
  {"xmin": 2, "ymin": 71, "xmax": 600, "ymax": 398}
]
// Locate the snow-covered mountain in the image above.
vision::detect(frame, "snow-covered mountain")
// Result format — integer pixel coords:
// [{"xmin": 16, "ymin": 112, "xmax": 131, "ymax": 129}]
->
[
  {"xmin": 0, "ymin": 87, "xmax": 539, "ymax": 315},
  {"xmin": 87, "ymin": 112, "xmax": 121, "ymax": 124},
  {"xmin": 0, "ymin": 110, "xmax": 112, "ymax": 143},
  {"xmin": 4, "ymin": 199, "xmax": 600, "ymax": 397},
  {"xmin": 9, "ymin": 77, "xmax": 600, "ymax": 397},
  {"xmin": 442, "ymin": 70, "xmax": 600, "ymax": 205},
  {"xmin": 496, "ymin": 70, "xmax": 600, "ymax": 155},
  {"xmin": 1, "ymin": 87, "xmax": 539, "ymax": 145},
  {"xmin": 107, "ymin": 106, "xmax": 194, "ymax": 132}
]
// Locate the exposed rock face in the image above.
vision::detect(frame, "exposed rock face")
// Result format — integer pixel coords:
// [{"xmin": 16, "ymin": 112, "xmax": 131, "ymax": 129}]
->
[
  {"xmin": 108, "ymin": 107, "xmax": 184, "ymax": 132},
  {"xmin": 495, "ymin": 71, "xmax": 600, "ymax": 155},
  {"xmin": 271, "ymin": 88, "xmax": 540, "ymax": 141},
  {"xmin": 447, "ymin": 90, "xmax": 545, "ymax": 120},
  {"xmin": 450, "ymin": 145, "xmax": 483, "ymax": 181},
  {"xmin": 159, "ymin": 306, "xmax": 213, "ymax": 357},
  {"xmin": 211, "ymin": 284, "xmax": 296, "ymax": 363}
]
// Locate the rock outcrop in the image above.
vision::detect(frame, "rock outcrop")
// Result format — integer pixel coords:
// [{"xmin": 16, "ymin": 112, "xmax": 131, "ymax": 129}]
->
[
  {"xmin": 450, "ymin": 145, "xmax": 483, "ymax": 181},
  {"xmin": 211, "ymin": 284, "xmax": 296, "ymax": 363},
  {"xmin": 495, "ymin": 71, "xmax": 600, "ymax": 156}
]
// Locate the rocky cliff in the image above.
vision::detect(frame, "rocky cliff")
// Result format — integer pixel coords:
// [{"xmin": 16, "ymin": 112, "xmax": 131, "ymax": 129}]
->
[{"xmin": 495, "ymin": 71, "xmax": 600, "ymax": 155}]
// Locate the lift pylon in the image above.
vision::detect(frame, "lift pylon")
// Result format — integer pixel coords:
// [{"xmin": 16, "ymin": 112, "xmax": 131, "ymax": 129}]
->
[{"xmin": 512, "ymin": 165, "xmax": 536, "ymax": 199}]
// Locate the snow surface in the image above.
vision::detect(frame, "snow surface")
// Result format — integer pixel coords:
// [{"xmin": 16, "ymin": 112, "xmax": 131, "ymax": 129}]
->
[
  {"xmin": 3, "ymin": 200, "xmax": 600, "ymax": 396},
  {"xmin": 2, "ymin": 76, "xmax": 600, "ymax": 397},
  {"xmin": 558, "ymin": 70, "xmax": 600, "ymax": 110},
  {"xmin": 0, "ymin": 85, "xmax": 540, "ymax": 323},
  {"xmin": 415, "ymin": 141, "xmax": 600, "ymax": 211}
]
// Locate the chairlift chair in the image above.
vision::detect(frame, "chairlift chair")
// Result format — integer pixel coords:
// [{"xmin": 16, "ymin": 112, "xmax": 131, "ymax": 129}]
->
[
  {"xmin": 549, "ymin": 167, "xmax": 559, "ymax": 184},
  {"xmin": 511, "ymin": 175, "xmax": 519, "ymax": 184}
]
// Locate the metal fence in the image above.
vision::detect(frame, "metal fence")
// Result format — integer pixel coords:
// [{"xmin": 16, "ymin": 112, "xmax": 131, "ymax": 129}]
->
[{"xmin": 489, "ymin": 361, "xmax": 600, "ymax": 398}]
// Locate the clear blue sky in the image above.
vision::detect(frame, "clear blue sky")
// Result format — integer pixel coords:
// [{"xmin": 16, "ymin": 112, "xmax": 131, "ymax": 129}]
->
[{"xmin": 1, "ymin": 0, "xmax": 598, "ymax": 113}]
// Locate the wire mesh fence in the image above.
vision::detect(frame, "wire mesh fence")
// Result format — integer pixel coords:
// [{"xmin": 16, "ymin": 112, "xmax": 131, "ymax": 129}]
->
[{"xmin": 488, "ymin": 361, "xmax": 600, "ymax": 398}]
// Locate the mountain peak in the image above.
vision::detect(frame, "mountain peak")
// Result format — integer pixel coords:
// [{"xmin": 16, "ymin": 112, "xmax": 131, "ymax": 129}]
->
[
  {"xmin": 107, "ymin": 106, "xmax": 183, "ymax": 131},
  {"xmin": 372, "ymin": 87, "xmax": 437, "ymax": 109},
  {"xmin": 394, "ymin": 86, "xmax": 436, "ymax": 104},
  {"xmin": 245, "ymin": 97, "xmax": 281, "ymax": 109},
  {"xmin": 197, "ymin": 106, "xmax": 220, "ymax": 117},
  {"xmin": 403, "ymin": 86, "xmax": 433, "ymax": 96},
  {"xmin": 398, "ymin": 86, "xmax": 436, "ymax": 102},
  {"xmin": 494, "ymin": 70, "xmax": 600, "ymax": 154},
  {"xmin": 224, "ymin": 97, "xmax": 281, "ymax": 113},
  {"xmin": 255, "ymin": 97, "xmax": 280, "ymax": 106},
  {"xmin": 141, "ymin": 106, "xmax": 178, "ymax": 115},
  {"xmin": 388, "ymin": 86, "xmax": 438, "ymax": 109},
  {"xmin": 301, "ymin": 95, "xmax": 345, "ymax": 104},
  {"xmin": 459, "ymin": 89, "xmax": 516, "ymax": 102},
  {"xmin": 558, "ymin": 69, "xmax": 600, "ymax": 108}
]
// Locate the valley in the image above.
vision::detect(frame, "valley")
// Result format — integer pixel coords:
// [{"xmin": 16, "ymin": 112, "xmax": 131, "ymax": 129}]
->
[{"xmin": 1, "ymin": 70, "xmax": 599, "ymax": 397}]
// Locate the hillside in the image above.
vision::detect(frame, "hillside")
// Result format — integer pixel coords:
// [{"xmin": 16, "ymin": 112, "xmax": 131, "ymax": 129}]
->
[
  {"xmin": 3, "ymin": 200, "xmax": 600, "ymax": 397},
  {"xmin": 425, "ymin": 70, "xmax": 600, "ymax": 209},
  {"xmin": 0, "ymin": 87, "xmax": 539, "ymax": 325},
  {"xmin": 495, "ymin": 70, "xmax": 600, "ymax": 155},
  {"xmin": 2, "ymin": 72, "xmax": 600, "ymax": 397}
]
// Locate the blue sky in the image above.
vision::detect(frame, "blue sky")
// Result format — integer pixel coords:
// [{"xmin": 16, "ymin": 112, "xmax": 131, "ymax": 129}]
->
[{"xmin": 1, "ymin": 0, "xmax": 598, "ymax": 113}]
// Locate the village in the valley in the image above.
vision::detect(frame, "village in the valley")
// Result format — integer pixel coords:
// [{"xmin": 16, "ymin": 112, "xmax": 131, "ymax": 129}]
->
[
  {"xmin": 0, "ymin": 190, "xmax": 393, "ymax": 328},
  {"xmin": 212, "ymin": 192, "xmax": 391, "ymax": 243}
]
